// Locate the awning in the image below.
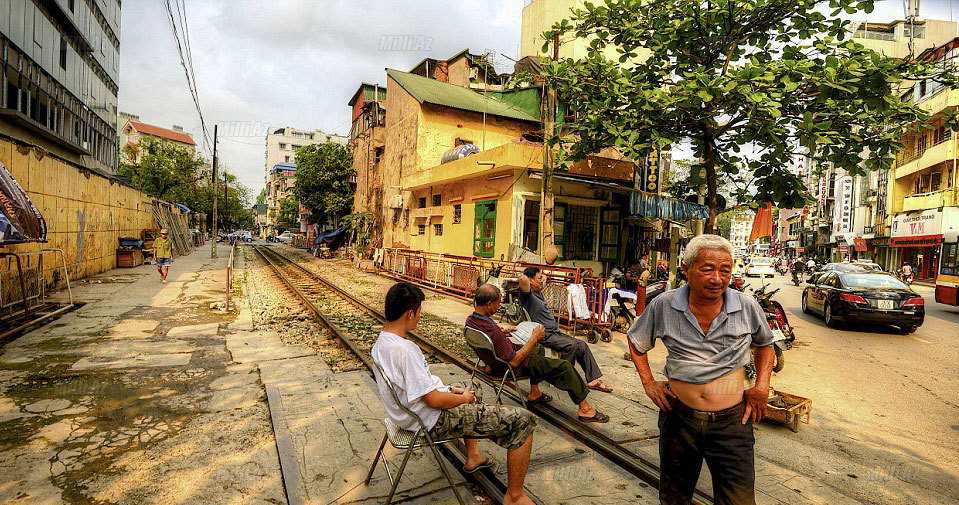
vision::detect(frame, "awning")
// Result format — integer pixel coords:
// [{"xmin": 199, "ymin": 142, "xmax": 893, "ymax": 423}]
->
[
  {"xmin": 629, "ymin": 191, "xmax": 710, "ymax": 222},
  {"xmin": 890, "ymin": 235, "xmax": 942, "ymax": 248},
  {"xmin": 0, "ymin": 161, "xmax": 46, "ymax": 244}
]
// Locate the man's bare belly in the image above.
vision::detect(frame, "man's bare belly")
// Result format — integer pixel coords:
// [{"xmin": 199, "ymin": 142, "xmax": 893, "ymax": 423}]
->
[{"xmin": 668, "ymin": 368, "xmax": 746, "ymax": 411}]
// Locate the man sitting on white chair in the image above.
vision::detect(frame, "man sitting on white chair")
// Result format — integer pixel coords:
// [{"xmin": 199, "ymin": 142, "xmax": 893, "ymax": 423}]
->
[{"xmin": 371, "ymin": 282, "xmax": 539, "ymax": 505}]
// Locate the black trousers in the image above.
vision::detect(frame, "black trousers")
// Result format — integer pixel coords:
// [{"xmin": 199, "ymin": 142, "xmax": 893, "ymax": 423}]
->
[
  {"xmin": 541, "ymin": 332, "xmax": 603, "ymax": 383},
  {"xmin": 658, "ymin": 400, "xmax": 755, "ymax": 505}
]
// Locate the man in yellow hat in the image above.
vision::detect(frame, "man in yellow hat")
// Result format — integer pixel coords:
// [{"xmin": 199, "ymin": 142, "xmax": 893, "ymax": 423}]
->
[{"xmin": 153, "ymin": 229, "xmax": 173, "ymax": 283}]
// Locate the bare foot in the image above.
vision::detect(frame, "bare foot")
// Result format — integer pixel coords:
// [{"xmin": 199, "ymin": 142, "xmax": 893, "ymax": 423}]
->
[{"xmin": 503, "ymin": 492, "xmax": 536, "ymax": 505}]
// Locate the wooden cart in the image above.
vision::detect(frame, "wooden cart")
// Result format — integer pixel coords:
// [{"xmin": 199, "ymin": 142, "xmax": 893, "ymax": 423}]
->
[{"xmin": 763, "ymin": 389, "xmax": 812, "ymax": 433}]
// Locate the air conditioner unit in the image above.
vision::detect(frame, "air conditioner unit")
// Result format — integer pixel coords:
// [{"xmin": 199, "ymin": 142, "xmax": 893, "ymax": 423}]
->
[{"xmin": 389, "ymin": 194, "xmax": 404, "ymax": 209}]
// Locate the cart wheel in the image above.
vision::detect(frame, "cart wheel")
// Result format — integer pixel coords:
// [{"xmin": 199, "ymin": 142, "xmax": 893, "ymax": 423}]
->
[
  {"xmin": 587, "ymin": 330, "xmax": 599, "ymax": 344},
  {"xmin": 602, "ymin": 329, "xmax": 612, "ymax": 342}
]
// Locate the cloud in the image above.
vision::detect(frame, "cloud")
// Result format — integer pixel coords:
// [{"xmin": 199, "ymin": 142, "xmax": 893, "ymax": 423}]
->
[
  {"xmin": 119, "ymin": 0, "xmax": 522, "ymax": 196},
  {"xmin": 119, "ymin": 0, "xmax": 958, "ymax": 195}
]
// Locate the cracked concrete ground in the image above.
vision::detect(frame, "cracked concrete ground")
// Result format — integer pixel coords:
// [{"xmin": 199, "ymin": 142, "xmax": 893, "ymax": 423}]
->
[{"xmin": 0, "ymin": 245, "xmax": 285, "ymax": 505}]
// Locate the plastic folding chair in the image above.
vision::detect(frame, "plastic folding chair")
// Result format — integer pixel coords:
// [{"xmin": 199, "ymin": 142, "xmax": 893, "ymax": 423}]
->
[
  {"xmin": 365, "ymin": 361, "xmax": 466, "ymax": 505},
  {"xmin": 463, "ymin": 326, "xmax": 529, "ymax": 406}
]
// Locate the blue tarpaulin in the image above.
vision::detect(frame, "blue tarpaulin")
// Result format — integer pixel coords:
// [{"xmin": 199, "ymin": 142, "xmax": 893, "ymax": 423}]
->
[{"xmin": 175, "ymin": 204, "xmax": 191, "ymax": 213}]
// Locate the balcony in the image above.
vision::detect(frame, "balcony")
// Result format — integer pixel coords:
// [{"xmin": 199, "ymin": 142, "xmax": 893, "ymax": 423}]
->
[
  {"xmin": 895, "ymin": 134, "xmax": 955, "ymax": 180},
  {"xmin": 411, "ymin": 207, "xmax": 444, "ymax": 220},
  {"xmin": 902, "ymin": 188, "xmax": 959, "ymax": 212}
]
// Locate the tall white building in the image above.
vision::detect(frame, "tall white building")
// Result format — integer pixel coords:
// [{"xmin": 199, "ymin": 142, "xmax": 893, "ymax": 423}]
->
[
  {"xmin": 729, "ymin": 212, "xmax": 753, "ymax": 255},
  {"xmin": 263, "ymin": 127, "xmax": 347, "ymax": 228}
]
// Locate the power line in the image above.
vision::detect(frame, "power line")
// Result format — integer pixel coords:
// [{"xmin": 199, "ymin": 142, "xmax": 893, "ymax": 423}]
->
[{"xmin": 164, "ymin": 0, "xmax": 212, "ymax": 153}]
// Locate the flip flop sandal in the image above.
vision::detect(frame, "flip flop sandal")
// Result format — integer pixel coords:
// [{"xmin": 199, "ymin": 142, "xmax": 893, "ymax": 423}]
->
[
  {"xmin": 589, "ymin": 384, "xmax": 613, "ymax": 393},
  {"xmin": 578, "ymin": 410, "xmax": 610, "ymax": 423},
  {"xmin": 527, "ymin": 393, "xmax": 553, "ymax": 405},
  {"xmin": 464, "ymin": 457, "xmax": 495, "ymax": 474}
]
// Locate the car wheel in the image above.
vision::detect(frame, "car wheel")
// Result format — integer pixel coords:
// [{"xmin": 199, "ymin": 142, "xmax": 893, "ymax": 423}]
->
[
  {"xmin": 824, "ymin": 303, "xmax": 837, "ymax": 328},
  {"xmin": 801, "ymin": 292, "xmax": 811, "ymax": 314}
]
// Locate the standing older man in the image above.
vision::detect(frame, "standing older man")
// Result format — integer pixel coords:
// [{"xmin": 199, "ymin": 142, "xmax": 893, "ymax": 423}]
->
[{"xmin": 627, "ymin": 234, "xmax": 775, "ymax": 505}]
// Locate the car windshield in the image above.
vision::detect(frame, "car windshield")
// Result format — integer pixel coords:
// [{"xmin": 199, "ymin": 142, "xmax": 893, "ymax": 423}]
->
[{"xmin": 839, "ymin": 273, "xmax": 908, "ymax": 290}]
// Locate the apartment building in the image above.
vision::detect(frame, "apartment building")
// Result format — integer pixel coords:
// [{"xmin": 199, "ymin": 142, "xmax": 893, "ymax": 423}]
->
[
  {"xmin": 1, "ymin": 0, "xmax": 121, "ymax": 174},
  {"xmin": 262, "ymin": 127, "xmax": 346, "ymax": 228},
  {"xmin": 119, "ymin": 118, "xmax": 196, "ymax": 164},
  {"xmin": 887, "ymin": 37, "xmax": 959, "ymax": 279},
  {"xmin": 850, "ymin": 19, "xmax": 957, "ymax": 58}
]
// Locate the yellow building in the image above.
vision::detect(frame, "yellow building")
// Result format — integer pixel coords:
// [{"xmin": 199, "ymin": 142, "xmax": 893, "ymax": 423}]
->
[
  {"xmin": 849, "ymin": 19, "xmax": 957, "ymax": 58},
  {"xmin": 520, "ymin": 0, "xmax": 652, "ymax": 62},
  {"xmin": 888, "ymin": 37, "xmax": 959, "ymax": 279}
]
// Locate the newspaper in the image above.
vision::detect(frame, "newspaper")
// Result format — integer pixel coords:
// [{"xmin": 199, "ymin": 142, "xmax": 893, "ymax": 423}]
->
[{"xmin": 508, "ymin": 322, "xmax": 542, "ymax": 345}]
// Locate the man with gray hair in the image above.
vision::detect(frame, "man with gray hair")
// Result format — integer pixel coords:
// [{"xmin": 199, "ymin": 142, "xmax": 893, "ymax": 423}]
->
[{"xmin": 626, "ymin": 234, "xmax": 775, "ymax": 505}]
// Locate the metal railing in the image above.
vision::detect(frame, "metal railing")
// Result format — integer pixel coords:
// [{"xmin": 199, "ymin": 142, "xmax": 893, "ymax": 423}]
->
[
  {"xmin": 225, "ymin": 239, "xmax": 238, "ymax": 311},
  {"xmin": 378, "ymin": 248, "xmax": 618, "ymax": 337}
]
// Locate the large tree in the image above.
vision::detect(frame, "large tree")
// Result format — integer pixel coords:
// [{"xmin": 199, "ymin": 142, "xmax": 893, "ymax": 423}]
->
[
  {"xmin": 544, "ymin": 0, "xmax": 958, "ymax": 231},
  {"xmin": 119, "ymin": 140, "xmax": 204, "ymax": 200},
  {"xmin": 294, "ymin": 142, "xmax": 355, "ymax": 225}
]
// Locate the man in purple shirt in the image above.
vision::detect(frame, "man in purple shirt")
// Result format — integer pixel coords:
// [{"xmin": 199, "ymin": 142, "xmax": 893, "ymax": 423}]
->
[{"xmin": 466, "ymin": 284, "xmax": 607, "ymax": 423}]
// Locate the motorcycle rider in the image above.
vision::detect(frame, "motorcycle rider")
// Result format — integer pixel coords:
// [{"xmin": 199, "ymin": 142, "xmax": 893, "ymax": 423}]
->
[
  {"xmin": 791, "ymin": 257, "xmax": 805, "ymax": 284},
  {"xmin": 805, "ymin": 257, "xmax": 816, "ymax": 272},
  {"xmin": 900, "ymin": 262, "xmax": 914, "ymax": 284}
]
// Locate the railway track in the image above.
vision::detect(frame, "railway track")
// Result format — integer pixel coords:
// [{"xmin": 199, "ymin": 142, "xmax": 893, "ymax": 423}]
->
[
  {"xmin": 253, "ymin": 245, "xmax": 714, "ymax": 505},
  {"xmin": 252, "ymin": 245, "xmax": 511, "ymax": 505}
]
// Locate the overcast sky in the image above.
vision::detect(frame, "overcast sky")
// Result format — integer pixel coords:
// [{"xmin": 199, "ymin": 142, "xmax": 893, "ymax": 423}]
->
[{"xmin": 118, "ymin": 0, "xmax": 959, "ymax": 200}]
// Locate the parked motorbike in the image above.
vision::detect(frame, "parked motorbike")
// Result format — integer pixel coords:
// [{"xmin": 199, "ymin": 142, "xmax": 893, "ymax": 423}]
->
[
  {"xmin": 745, "ymin": 285, "xmax": 793, "ymax": 378},
  {"xmin": 484, "ymin": 265, "xmax": 525, "ymax": 324},
  {"xmin": 730, "ymin": 273, "xmax": 747, "ymax": 292},
  {"xmin": 608, "ymin": 280, "xmax": 667, "ymax": 336}
]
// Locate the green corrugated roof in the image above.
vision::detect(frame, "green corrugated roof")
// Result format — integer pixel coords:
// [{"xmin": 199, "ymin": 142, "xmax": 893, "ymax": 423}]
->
[{"xmin": 386, "ymin": 69, "xmax": 539, "ymax": 123}]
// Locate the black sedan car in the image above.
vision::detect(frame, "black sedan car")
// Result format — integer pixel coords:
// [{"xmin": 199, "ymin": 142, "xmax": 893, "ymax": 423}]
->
[{"xmin": 802, "ymin": 271, "xmax": 924, "ymax": 333}]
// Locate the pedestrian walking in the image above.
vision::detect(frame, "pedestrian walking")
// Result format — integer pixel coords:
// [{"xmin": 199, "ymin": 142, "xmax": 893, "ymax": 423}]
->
[
  {"xmin": 627, "ymin": 234, "xmax": 776, "ymax": 505},
  {"xmin": 153, "ymin": 229, "xmax": 173, "ymax": 283}
]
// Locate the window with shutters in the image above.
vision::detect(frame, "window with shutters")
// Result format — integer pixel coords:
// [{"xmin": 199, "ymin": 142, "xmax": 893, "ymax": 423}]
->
[{"xmin": 473, "ymin": 200, "xmax": 497, "ymax": 257}]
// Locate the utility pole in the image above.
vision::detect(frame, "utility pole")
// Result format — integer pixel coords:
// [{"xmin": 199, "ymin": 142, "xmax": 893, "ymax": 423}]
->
[
  {"xmin": 211, "ymin": 124, "xmax": 218, "ymax": 258},
  {"xmin": 538, "ymin": 32, "xmax": 559, "ymax": 263},
  {"xmin": 222, "ymin": 169, "xmax": 228, "ymax": 231}
]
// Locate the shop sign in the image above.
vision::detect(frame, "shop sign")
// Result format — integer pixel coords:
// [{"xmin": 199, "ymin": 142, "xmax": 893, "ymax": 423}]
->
[
  {"xmin": 798, "ymin": 247, "xmax": 805, "ymax": 253},
  {"xmin": 832, "ymin": 176, "xmax": 853, "ymax": 234},
  {"xmin": 818, "ymin": 176, "xmax": 828, "ymax": 211},
  {"xmin": 839, "ymin": 245, "xmax": 849, "ymax": 254},
  {"xmin": 891, "ymin": 208, "xmax": 943, "ymax": 238},
  {"xmin": 853, "ymin": 238, "xmax": 867, "ymax": 252}
]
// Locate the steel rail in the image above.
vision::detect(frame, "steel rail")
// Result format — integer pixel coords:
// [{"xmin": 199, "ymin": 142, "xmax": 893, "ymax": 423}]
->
[
  {"xmin": 264, "ymin": 246, "xmax": 717, "ymax": 505},
  {"xmin": 252, "ymin": 245, "xmax": 513, "ymax": 505}
]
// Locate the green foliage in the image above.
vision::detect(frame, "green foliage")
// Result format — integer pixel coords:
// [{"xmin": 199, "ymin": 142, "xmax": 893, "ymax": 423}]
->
[
  {"xmin": 256, "ymin": 188, "xmax": 267, "ymax": 205},
  {"xmin": 277, "ymin": 196, "xmax": 299, "ymax": 227},
  {"xmin": 118, "ymin": 140, "xmax": 203, "ymax": 200},
  {"xmin": 543, "ymin": 0, "xmax": 959, "ymax": 230},
  {"xmin": 294, "ymin": 142, "xmax": 355, "ymax": 224},
  {"xmin": 118, "ymin": 140, "xmax": 253, "ymax": 229},
  {"xmin": 342, "ymin": 212, "xmax": 374, "ymax": 251}
]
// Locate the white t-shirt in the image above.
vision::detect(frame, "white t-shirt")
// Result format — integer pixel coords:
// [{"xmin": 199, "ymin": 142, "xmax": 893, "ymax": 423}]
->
[
  {"xmin": 371, "ymin": 331, "xmax": 449, "ymax": 431},
  {"xmin": 806, "ymin": 260, "xmax": 815, "ymax": 268}
]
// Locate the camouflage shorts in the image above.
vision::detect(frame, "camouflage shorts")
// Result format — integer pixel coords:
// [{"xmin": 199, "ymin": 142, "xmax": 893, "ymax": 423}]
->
[{"xmin": 429, "ymin": 402, "xmax": 536, "ymax": 451}]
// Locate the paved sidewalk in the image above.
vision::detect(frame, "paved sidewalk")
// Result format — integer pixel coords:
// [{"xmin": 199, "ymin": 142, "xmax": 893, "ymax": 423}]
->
[{"xmin": 0, "ymin": 245, "xmax": 286, "ymax": 505}]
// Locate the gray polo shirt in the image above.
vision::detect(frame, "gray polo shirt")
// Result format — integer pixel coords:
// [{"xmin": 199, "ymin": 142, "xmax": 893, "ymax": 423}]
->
[
  {"xmin": 627, "ymin": 285, "xmax": 774, "ymax": 384},
  {"xmin": 519, "ymin": 289, "xmax": 560, "ymax": 337}
]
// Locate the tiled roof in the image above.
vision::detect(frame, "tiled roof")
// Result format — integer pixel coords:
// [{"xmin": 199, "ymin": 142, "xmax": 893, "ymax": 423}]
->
[
  {"xmin": 127, "ymin": 121, "xmax": 196, "ymax": 145},
  {"xmin": 386, "ymin": 69, "xmax": 538, "ymax": 122}
]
